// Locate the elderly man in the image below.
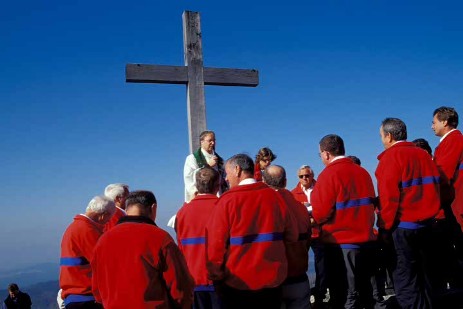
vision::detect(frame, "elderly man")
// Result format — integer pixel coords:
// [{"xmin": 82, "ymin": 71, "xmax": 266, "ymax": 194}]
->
[
  {"xmin": 103, "ymin": 183, "xmax": 129, "ymax": 231},
  {"xmin": 291, "ymin": 165, "xmax": 315, "ymax": 206},
  {"xmin": 91, "ymin": 191, "xmax": 194, "ymax": 309},
  {"xmin": 291, "ymin": 165, "xmax": 327, "ymax": 306},
  {"xmin": 311, "ymin": 134, "xmax": 377, "ymax": 309},
  {"xmin": 176, "ymin": 167, "xmax": 221, "ymax": 309},
  {"xmin": 376, "ymin": 118, "xmax": 440, "ymax": 308},
  {"xmin": 263, "ymin": 165, "xmax": 311, "ymax": 309},
  {"xmin": 60, "ymin": 196, "xmax": 115, "ymax": 309},
  {"xmin": 207, "ymin": 154, "xmax": 298, "ymax": 309},
  {"xmin": 184, "ymin": 130, "xmax": 228, "ymax": 202}
]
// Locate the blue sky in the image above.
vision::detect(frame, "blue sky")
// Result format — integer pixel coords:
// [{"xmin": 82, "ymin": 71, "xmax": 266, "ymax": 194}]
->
[{"xmin": 1, "ymin": 1, "xmax": 462, "ymax": 268}]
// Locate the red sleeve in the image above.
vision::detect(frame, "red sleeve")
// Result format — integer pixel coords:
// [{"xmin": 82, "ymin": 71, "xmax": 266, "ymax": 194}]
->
[
  {"xmin": 206, "ymin": 201, "xmax": 230, "ymax": 281},
  {"xmin": 375, "ymin": 157, "xmax": 401, "ymax": 230},
  {"xmin": 311, "ymin": 172, "xmax": 336, "ymax": 225},
  {"xmin": 160, "ymin": 235, "xmax": 194, "ymax": 309}
]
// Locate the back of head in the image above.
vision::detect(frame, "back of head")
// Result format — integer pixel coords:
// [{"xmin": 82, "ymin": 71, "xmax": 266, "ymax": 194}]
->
[
  {"xmin": 347, "ymin": 155, "xmax": 361, "ymax": 166},
  {"xmin": 262, "ymin": 165, "xmax": 286, "ymax": 189},
  {"xmin": 86, "ymin": 196, "xmax": 116, "ymax": 215},
  {"xmin": 104, "ymin": 183, "xmax": 129, "ymax": 201},
  {"xmin": 125, "ymin": 190, "xmax": 157, "ymax": 214},
  {"xmin": 227, "ymin": 154, "xmax": 254, "ymax": 175},
  {"xmin": 381, "ymin": 118, "xmax": 407, "ymax": 141},
  {"xmin": 412, "ymin": 138, "xmax": 432, "ymax": 156},
  {"xmin": 255, "ymin": 147, "xmax": 277, "ymax": 162},
  {"xmin": 319, "ymin": 134, "xmax": 345, "ymax": 156},
  {"xmin": 433, "ymin": 106, "xmax": 459, "ymax": 129},
  {"xmin": 196, "ymin": 167, "xmax": 220, "ymax": 194}
]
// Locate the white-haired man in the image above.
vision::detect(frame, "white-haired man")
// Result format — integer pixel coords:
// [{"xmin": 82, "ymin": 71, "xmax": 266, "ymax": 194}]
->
[
  {"xmin": 59, "ymin": 196, "xmax": 115, "ymax": 309},
  {"xmin": 103, "ymin": 183, "xmax": 129, "ymax": 231}
]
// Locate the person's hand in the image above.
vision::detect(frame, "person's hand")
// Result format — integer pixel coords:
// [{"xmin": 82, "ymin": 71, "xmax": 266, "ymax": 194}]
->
[{"xmin": 208, "ymin": 155, "xmax": 218, "ymax": 167}]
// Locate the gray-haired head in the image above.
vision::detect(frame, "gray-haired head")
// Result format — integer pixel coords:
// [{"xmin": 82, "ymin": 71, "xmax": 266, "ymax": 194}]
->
[
  {"xmin": 226, "ymin": 154, "xmax": 254, "ymax": 175},
  {"xmin": 381, "ymin": 118, "xmax": 407, "ymax": 141},
  {"xmin": 86, "ymin": 196, "xmax": 116, "ymax": 215},
  {"xmin": 104, "ymin": 183, "xmax": 129, "ymax": 201}
]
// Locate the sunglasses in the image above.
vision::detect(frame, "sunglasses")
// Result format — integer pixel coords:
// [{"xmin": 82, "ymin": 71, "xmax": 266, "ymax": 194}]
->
[{"xmin": 299, "ymin": 174, "xmax": 312, "ymax": 179}]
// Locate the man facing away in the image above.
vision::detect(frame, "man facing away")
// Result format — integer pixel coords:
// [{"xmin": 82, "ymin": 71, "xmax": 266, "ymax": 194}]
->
[
  {"xmin": 311, "ymin": 134, "xmax": 377, "ymax": 309},
  {"xmin": 206, "ymin": 154, "xmax": 298, "ymax": 309},
  {"xmin": 176, "ymin": 167, "xmax": 221, "ymax": 309},
  {"xmin": 103, "ymin": 183, "xmax": 129, "ymax": 232},
  {"xmin": 91, "ymin": 190, "xmax": 194, "ymax": 309},
  {"xmin": 60, "ymin": 196, "xmax": 115, "ymax": 309},
  {"xmin": 3, "ymin": 283, "xmax": 32, "ymax": 309},
  {"xmin": 376, "ymin": 118, "xmax": 440, "ymax": 309},
  {"xmin": 263, "ymin": 165, "xmax": 312, "ymax": 309},
  {"xmin": 184, "ymin": 130, "xmax": 228, "ymax": 202}
]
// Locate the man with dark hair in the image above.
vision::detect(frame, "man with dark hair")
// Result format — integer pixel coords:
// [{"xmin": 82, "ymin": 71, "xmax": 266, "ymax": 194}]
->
[
  {"xmin": 176, "ymin": 167, "xmax": 221, "ymax": 309},
  {"xmin": 184, "ymin": 130, "xmax": 228, "ymax": 202},
  {"xmin": 376, "ymin": 118, "xmax": 440, "ymax": 308},
  {"xmin": 311, "ymin": 134, "xmax": 377, "ymax": 309},
  {"xmin": 4, "ymin": 283, "xmax": 32, "ymax": 309},
  {"xmin": 263, "ymin": 165, "xmax": 311, "ymax": 309},
  {"xmin": 412, "ymin": 138, "xmax": 433, "ymax": 157},
  {"xmin": 91, "ymin": 190, "xmax": 194, "ymax": 309},
  {"xmin": 206, "ymin": 154, "xmax": 298, "ymax": 309},
  {"xmin": 347, "ymin": 155, "xmax": 362, "ymax": 166},
  {"xmin": 431, "ymin": 106, "xmax": 463, "ymax": 288}
]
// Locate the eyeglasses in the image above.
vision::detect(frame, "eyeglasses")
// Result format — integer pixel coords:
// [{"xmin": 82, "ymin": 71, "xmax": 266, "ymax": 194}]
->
[
  {"xmin": 261, "ymin": 158, "xmax": 272, "ymax": 163},
  {"xmin": 299, "ymin": 174, "xmax": 312, "ymax": 179}
]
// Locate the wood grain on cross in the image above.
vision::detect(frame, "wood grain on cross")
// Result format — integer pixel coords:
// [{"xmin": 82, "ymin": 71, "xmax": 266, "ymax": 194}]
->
[{"xmin": 126, "ymin": 11, "xmax": 259, "ymax": 152}]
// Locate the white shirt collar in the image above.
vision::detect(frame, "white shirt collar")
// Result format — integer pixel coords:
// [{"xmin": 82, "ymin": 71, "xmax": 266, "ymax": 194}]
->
[
  {"xmin": 331, "ymin": 155, "xmax": 346, "ymax": 162},
  {"xmin": 201, "ymin": 148, "xmax": 215, "ymax": 158},
  {"xmin": 440, "ymin": 129, "xmax": 457, "ymax": 142},
  {"xmin": 239, "ymin": 178, "xmax": 257, "ymax": 186}
]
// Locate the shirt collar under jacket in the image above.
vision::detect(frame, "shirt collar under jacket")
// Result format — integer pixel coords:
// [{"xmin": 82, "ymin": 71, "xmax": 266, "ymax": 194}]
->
[
  {"xmin": 239, "ymin": 178, "xmax": 257, "ymax": 186},
  {"xmin": 331, "ymin": 155, "xmax": 346, "ymax": 163},
  {"xmin": 440, "ymin": 128, "xmax": 457, "ymax": 142}
]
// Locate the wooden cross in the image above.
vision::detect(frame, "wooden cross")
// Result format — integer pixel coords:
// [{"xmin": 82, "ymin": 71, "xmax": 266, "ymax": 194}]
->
[{"xmin": 126, "ymin": 10, "xmax": 259, "ymax": 152}]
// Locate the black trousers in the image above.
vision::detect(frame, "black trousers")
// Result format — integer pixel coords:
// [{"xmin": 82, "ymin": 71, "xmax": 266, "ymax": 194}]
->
[
  {"xmin": 217, "ymin": 284, "xmax": 282, "ymax": 309},
  {"xmin": 324, "ymin": 246, "xmax": 374, "ymax": 309},
  {"xmin": 392, "ymin": 227, "xmax": 433, "ymax": 309},
  {"xmin": 194, "ymin": 291, "xmax": 222, "ymax": 309},
  {"xmin": 65, "ymin": 302, "xmax": 103, "ymax": 309}
]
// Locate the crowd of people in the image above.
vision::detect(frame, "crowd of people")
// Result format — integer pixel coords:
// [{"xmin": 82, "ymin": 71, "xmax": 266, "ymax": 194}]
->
[{"xmin": 56, "ymin": 106, "xmax": 463, "ymax": 309}]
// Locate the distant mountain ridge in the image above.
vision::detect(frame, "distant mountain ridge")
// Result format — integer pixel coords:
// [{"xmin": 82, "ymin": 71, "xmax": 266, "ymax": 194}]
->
[{"xmin": 0, "ymin": 262, "xmax": 59, "ymax": 288}]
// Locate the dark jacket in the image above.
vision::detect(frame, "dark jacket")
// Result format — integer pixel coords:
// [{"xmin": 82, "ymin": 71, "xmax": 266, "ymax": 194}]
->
[{"xmin": 4, "ymin": 291, "xmax": 32, "ymax": 309}]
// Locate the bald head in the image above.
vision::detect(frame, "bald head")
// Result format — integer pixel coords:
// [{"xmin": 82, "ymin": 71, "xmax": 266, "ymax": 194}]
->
[{"xmin": 262, "ymin": 165, "xmax": 287, "ymax": 189}]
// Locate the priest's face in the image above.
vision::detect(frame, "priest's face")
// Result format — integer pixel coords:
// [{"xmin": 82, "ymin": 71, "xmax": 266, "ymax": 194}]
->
[{"xmin": 200, "ymin": 133, "xmax": 216, "ymax": 153}]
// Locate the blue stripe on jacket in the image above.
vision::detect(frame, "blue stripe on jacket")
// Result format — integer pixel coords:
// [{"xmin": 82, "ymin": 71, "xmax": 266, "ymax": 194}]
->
[
  {"xmin": 400, "ymin": 176, "xmax": 439, "ymax": 188},
  {"xmin": 60, "ymin": 257, "xmax": 89, "ymax": 266},
  {"xmin": 181, "ymin": 237, "xmax": 206, "ymax": 245},
  {"xmin": 335, "ymin": 197, "xmax": 374, "ymax": 210},
  {"xmin": 230, "ymin": 232, "xmax": 284, "ymax": 245},
  {"xmin": 64, "ymin": 294, "xmax": 95, "ymax": 305}
]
